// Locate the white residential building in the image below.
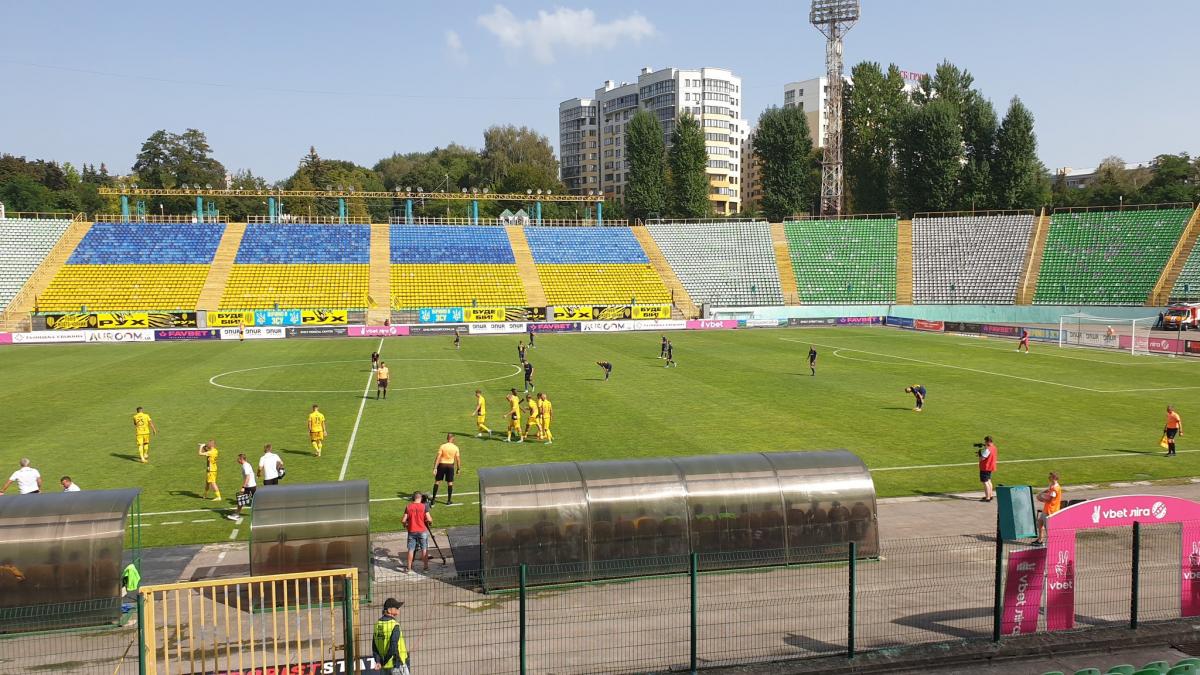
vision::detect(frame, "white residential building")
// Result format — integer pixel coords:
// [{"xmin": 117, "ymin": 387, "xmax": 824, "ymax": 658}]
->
[
  {"xmin": 561, "ymin": 66, "xmax": 747, "ymax": 215},
  {"xmin": 558, "ymin": 98, "xmax": 599, "ymax": 195}
]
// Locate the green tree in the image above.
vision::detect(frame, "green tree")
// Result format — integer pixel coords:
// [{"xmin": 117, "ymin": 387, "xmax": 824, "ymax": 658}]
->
[
  {"xmin": 895, "ymin": 99, "xmax": 962, "ymax": 214},
  {"xmin": 991, "ymin": 97, "xmax": 1042, "ymax": 209},
  {"xmin": 843, "ymin": 62, "xmax": 909, "ymax": 213},
  {"xmin": 480, "ymin": 125, "xmax": 560, "ymax": 189},
  {"xmin": 131, "ymin": 129, "xmax": 226, "ymax": 214},
  {"xmin": 624, "ymin": 110, "xmax": 667, "ymax": 221},
  {"xmin": 667, "ymin": 112, "xmax": 710, "ymax": 218},
  {"xmin": 283, "ymin": 147, "xmax": 387, "ymax": 220},
  {"xmin": 753, "ymin": 106, "xmax": 816, "ymax": 222},
  {"xmin": 1136, "ymin": 153, "xmax": 1195, "ymax": 204},
  {"xmin": 0, "ymin": 174, "xmax": 56, "ymax": 211}
]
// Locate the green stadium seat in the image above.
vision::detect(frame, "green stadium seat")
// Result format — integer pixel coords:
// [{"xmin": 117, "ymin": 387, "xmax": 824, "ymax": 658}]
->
[
  {"xmin": 1142, "ymin": 662, "xmax": 1170, "ymax": 675},
  {"xmin": 1074, "ymin": 669, "xmax": 1102, "ymax": 675},
  {"xmin": 1174, "ymin": 660, "xmax": 1200, "ymax": 669},
  {"xmin": 1107, "ymin": 667, "xmax": 1135, "ymax": 675},
  {"xmin": 1167, "ymin": 665, "xmax": 1198, "ymax": 675},
  {"xmin": 783, "ymin": 218, "xmax": 898, "ymax": 303}
]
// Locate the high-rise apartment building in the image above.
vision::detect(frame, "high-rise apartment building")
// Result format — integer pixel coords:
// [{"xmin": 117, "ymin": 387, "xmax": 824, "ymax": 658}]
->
[
  {"xmin": 558, "ymin": 98, "xmax": 599, "ymax": 195},
  {"xmin": 561, "ymin": 66, "xmax": 746, "ymax": 215}
]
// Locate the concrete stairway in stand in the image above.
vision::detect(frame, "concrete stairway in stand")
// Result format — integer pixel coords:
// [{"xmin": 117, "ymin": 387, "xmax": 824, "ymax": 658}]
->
[
  {"xmin": 769, "ymin": 223, "xmax": 801, "ymax": 305},
  {"xmin": 895, "ymin": 219, "xmax": 914, "ymax": 304},
  {"xmin": 1149, "ymin": 205, "xmax": 1200, "ymax": 305},
  {"xmin": 631, "ymin": 226, "xmax": 699, "ymax": 318},
  {"xmin": 505, "ymin": 226, "xmax": 548, "ymax": 308},
  {"xmin": 1015, "ymin": 209, "xmax": 1050, "ymax": 305},
  {"xmin": 366, "ymin": 222, "xmax": 392, "ymax": 325},
  {"xmin": 195, "ymin": 222, "xmax": 246, "ymax": 311}
]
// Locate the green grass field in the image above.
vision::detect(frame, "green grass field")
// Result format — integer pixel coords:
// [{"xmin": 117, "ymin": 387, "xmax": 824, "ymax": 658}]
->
[{"xmin": 2, "ymin": 326, "xmax": 1198, "ymax": 548}]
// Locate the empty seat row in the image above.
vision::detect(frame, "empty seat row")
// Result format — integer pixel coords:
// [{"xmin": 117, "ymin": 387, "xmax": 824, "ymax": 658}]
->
[
  {"xmin": 220, "ymin": 264, "xmax": 369, "ymax": 309},
  {"xmin": 1035, "ymin": 208, "xmax": 1192, "ymax": 305},
  {"xmin": 913, "ymin": 214, "xmax": 1035, "ymax": 304},
  {"xmin": 647, "ymin": 221, "xmax": 784, "ymax": 306},
  {"xmin": 525, "ymin": 226, "xmax": 648, "ymax": 263},
  {"xmin": 390, "ymin": 225, "xmax": 515, "ymax": 263},
  {"xmin": 38, "ymin": 265, "xmax": 210, "ymax": 311},
  {"xmin": 68, "ymin": 222, "xmax": 225, "ymax": 265},
  {"xmin": 536, "ymin": 264, "xmax": 671, "ymax": 305},
  {"xmin": 1168, "ymin": 208, "xmax": 1200, "ymax": 302},
  {"xmin": 784, "ymin": 219, "xmax": 897, "ymax": 303},
  {"xmin": 391, "ymin": 264, "xmax": 527, "ymax": 308},
  {"xmin": 0, "ymin": 217, "xmax": 71, "ymax": 310},
  {"xmin": 236, "ymin": 223, "xmax": 370, "ymax": 264}
]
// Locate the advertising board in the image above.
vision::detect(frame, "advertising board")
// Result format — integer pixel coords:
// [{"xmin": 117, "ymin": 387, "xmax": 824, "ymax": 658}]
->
[
  {"xmin": 464, "ymin": 307, "xmax": 506, "ymax": 322},
  {"xmin": 527, "ymin": 322, "xmax": 579, "ymax": 333},
  {"xmin": 913, "ymin": 319, "xmax": 944, "ymax": 332},
  {"xmin": 418, "ymin": 307, "xmax": 465, "ymax": 323},
  {"xmin": 885, "ymin": 316, "xmax": 915, "ymax": 328},
  {"xmin": 467, "ymin": 322, "xmax": 528, "ymax": 334},
  {"xmin": 286, "ymin": 326, "xmax": 349, "ymax": 338},
  {"xmin": 254, "ymin": 310, "xmax": 302, "ymax": 326},
  {"xmin": 788, "ymin": 318, "xmax": 837, "ymax": 326},
  {"xmin": 300, "ymin": 310, "xmax": 348, "ymax": 325},
  {"xmin": 220, "ymin": 327, "xmax": 286, "ymax": 340},
  {"xmin": 84, "ymin": 329, "xmax": 154, "ymax": 343},
  {"xmin": 154, "ymin": 329, "xmax": 221, "ymax": 341},
  {"xmin": 836, "ymin": 316, "xmax": 882, "ymax": 325},
  {"xmin": 13, "ymin": 330, "xmax": 89, "ymax": 344},
  {"xmin": 207, "ymin": 311, "xmax": 255, "ymax": 327},
  {"xmin": 687, "ymin": 319, "xmax": 737, "ymax": 330},
  {"xmin": 348, "ymin": 325, "xmax": 411, "ymax": 337}
]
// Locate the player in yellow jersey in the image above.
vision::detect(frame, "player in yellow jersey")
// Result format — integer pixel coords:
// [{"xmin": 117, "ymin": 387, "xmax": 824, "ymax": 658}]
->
[
  {"xmin": 522, "ymin": 394, "xmax": 543, "ymax": 442},
  {"xmin": 505, "ymin": 388, "xmax": 522, "ymax": 443},
  {"xmin": 537, "ymin": 392, "xmax": 554, "ymax": 445},
  {"xmin": 308, "ymin": 404, "xmax": 328, "ymax": 457},
  {"xmin": 132, "ymin": 406, "xmax": 158, "ymax": 463},
  {"xmin": 473, "ymin": 390, "xmax": 492, "ymax": 439},
  {"xmin": 199, "ymin": 440, "xmax": 221, "ymax": 501}
]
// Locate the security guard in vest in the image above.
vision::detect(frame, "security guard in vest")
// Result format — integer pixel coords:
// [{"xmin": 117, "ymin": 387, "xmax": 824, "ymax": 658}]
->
[{"xmin": 373, "ymin": 597, "xmax": 410, "ymax": 674}]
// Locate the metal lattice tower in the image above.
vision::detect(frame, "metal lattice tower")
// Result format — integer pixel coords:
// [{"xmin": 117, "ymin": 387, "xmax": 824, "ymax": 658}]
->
[{"xmin": 810, "ymin": 0, "xmax": 859, "ymax": 215}]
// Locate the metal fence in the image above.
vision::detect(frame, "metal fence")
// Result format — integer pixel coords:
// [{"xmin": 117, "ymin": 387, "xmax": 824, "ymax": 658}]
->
[{"xmin": 0, "ymin": 526, "xmax": 1192, "ymax": 674}]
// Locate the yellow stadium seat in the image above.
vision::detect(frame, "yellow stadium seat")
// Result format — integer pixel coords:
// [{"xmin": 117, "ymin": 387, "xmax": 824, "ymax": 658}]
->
[
  {"xmin": 390, "ymin": 264, "xmax": 528, "ymax": 309},
  {"xmin": 219, "ymin": 264, "xmax": 368, "ymax": 309},
  {"xmin": 37, "ymin": 265, "xmax": 210, "ymax": 311},
  {"xmin": 535, "ymin": 264, "xmax": 671, "ymax": 305}
]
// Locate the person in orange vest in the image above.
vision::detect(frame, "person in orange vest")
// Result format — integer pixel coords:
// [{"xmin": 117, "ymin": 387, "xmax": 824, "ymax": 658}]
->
[
  {"xmin": 1165, "ymin": 405, "xmax": 1183, "ymax": 457},
  {"xmin": 976, "ymin": 436, "xmax": 998, "ymax": 502},
  {"xmin": 1033, "ymin": 471, "xmax": 1062, "ymax": 546}
]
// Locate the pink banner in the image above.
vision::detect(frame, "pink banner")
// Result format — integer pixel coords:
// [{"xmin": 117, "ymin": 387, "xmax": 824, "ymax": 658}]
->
[
  {"xmin": 1001, "ymin": 548, "xmax": 1047, "ymax": 636},
  {"xmin": 1183, "ymin": 523, "xmax": 1200, "ymax": 617},
  {"xmin": 347, "ymin": 325, "xmax": 410, "ymax": 337},
  {"xmin": 914, "ymin": 319, "xmax": 944, "ymax": 332},
  {"xmin": 1044, "ymin": 532, "xmax": 1077, "ymax": 630},
  {"xmin": 0, "ymin": 332, "xmax": 11, "ymax": 345},
  {"xmin": 1118, "ymin": 334, "xmax": 1182, "ymax": 353},
  {"xmin": 686, "ymin": 319, "xmax": 738, "ymax": 330}
]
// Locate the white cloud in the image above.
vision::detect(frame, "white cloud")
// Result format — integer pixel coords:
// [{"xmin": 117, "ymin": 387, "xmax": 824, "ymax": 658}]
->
[
  {"xmin": 445, "ymin": 30, "xmax": 468, "ymax": 65},
  {"xmin": 477, "ymin": 5, "xmax": 656, "ymax": 65}
]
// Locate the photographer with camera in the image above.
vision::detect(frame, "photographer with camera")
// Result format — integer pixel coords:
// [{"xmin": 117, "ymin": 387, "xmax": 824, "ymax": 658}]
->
[{"xmin": 975, "ymin": 436, "xmax": 997, "ymax": 502}]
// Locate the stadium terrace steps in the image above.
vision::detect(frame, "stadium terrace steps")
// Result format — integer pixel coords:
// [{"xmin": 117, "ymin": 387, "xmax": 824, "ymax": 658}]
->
[
  {"xmin": 1159, "ymin": 205, "xmax": 1200, "ymax": 304},
  {"xmin": 5, "ymin": 218, "xmax": 93, "ymax": 315},
  {"xmin": 1016, "ymin": 209, "xmax": 1051, "ymax": 305},
  {"xmin": 195, "ymin": 222, "xmax": 246, "ymax": 311},
  {"xmin": 1033, "ymin": 206, "xmax": 1193, "ymax": 305},
  {"xmin": 784, "ymin": 218, "xmax": 899, "ymax": 304},
  {"xmin": 630, "ymin": 226, "xmax": 698, "ymax": 318},
  {"xmin": 367, "ymin": 223, "xmax": 391, "ymax": 325},
  {"xmin": 912, "ymin": 213, "xmax": 1035, "ymax": 304},
  {"xmin": 645, "ymin": 221, "xmax": 784, "ymax": 306},
  {"xmin": 769, "ymin": 223, "xmax": 801, "ymax": 304},
  {"xmin": 505, "ymin": 226, "xmax": 548, "ymax": 308},
  {"xmin": 0, "ymin": 217, "xmax": 72, "ymax": 312},
  {"xmin": 895, "ymin": 219, "xmax": 913, "ymax": 304}
]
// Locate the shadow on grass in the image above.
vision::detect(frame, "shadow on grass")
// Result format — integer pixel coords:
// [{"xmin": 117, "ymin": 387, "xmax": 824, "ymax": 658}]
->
[
  {"xmin": 109, "ymin": 453, "xmax": 142, "ymax": 463},
  {"xmin": 280, "ymin": 448, "xmax": 312, "ymax": 456},
  {"xmin": 880, "ymin": 406, "xmax": 915, "ymax": 411},
  {"xmin": 583, "ymin": 377, "xmax": 607, "ymax": 381},
  {"xmin": 441, "ymin": 430, "xmax": 478, "ymax": 439},
  {"xmin": 914, "ymin": 490, "xmax": 980, "ymax": 502},
  {"xmin": 168, "ymin": 490, "xmax": 204, "ymax": 499},
  {"xmin": 1101, "ymin": 447, "xmax": 1162, "ymax": 455}
]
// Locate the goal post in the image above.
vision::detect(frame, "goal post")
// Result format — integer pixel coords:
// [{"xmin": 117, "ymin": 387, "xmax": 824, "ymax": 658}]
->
[{"xmin": 1058, "ymin": 313, "xmax": 1154, "ymax": 355}]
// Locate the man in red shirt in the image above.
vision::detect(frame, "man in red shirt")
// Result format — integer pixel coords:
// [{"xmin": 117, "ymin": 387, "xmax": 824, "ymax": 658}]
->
[
  {"xmin": 977, "ymin": 436, "xmax": 998, "ymax": 502},
  {"xmin": 1165, "ymin": 406, "xmax": 1183, "ymax": 457},
  {"xmin": 402, "ymin": 492, "xmax": 432, "ymax": 573},
  {"xmin": 1017, "ymin": 329, "xmax": 1030, "ymax": 353}
]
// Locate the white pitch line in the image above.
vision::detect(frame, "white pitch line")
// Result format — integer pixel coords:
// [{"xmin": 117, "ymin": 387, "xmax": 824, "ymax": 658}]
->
[
  {"xmin": 160, "ymin": 521, "xmax": 182, "ymax": 525},
  {"xmin": 873, "ymin": 448, "xmax": 1195, "ymax": 472},
  {"xmin": 228, "ymin": 529, "xmax": 238, "ymax": 540},
  {"xmin": 782, "ymin": 338, "xmax": 1104, "ymax": 392},
  {"xmin": 340, "ymin": 337, "xmax": 384, "ymax": 481}
]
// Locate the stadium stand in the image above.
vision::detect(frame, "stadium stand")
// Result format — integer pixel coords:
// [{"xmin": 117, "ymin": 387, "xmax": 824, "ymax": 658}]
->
[
  {"xmin": 525, "ymin": 227, "xmax": 670, "ymax": 305},
  {"xmin": 783, "ymin": 217, "xmax": 898, "ymax": 303},
  {"xmin": 645, "ymin": 221, "xmax": 784, "ymax": 306},
  {"xmin": 1167, "ymin": 208, "xmax": 1200, "ymax": 302},
  {"xmin": 0, "ymin": 217, "xmax": 71, "ymax": 311},
  {"xmin": 1034, "ymin": 207, "xmax": 1192, "ymax": 305},
  {"xmin": 37, "ymin": 222, "xmax": 224, "ymax": 311},
  {"xmin": 389, "ymin": 225, "xmax": 527, "ymax": 308},
  {"xmin": 912, "ymin": 213, "xmax": 1035, "ymax": 303},
  {"xmin": 219, "ymin": 224, "xmax": 370, "ymax": 309}
]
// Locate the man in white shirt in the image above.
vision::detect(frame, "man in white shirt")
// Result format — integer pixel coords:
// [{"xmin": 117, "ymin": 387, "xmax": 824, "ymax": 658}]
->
[
  {"xmin": 227, "ymin": 454, "xmax": 257, "ymax": 523},
  {"xmin": 60, "ymin": 476, "xmax": 81, "ymax": 492},
  {"xmin": 258, "ymin": 444, "xmax": 284, "ymax": 486},
  {"xmin": 0, "ymin": 458, "xmax": 42, "ymax": 495}
]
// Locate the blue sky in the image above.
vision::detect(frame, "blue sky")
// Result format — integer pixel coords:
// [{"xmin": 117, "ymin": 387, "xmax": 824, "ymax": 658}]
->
[{"xmin": 2, "ymin": 0, "xmax": 1196, "ymax": 182}]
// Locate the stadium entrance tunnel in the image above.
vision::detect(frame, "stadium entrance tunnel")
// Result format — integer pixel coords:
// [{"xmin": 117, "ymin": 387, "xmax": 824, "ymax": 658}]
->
[
  {"xmin": 0, "ymin": 488, "xmax": 141, "ymax": 634},
  {"xmin": 249, "ymin": 480, "xmax": 371, "ymax": 601},
  {"xmin": 478, "ymin": 450, "xmax": 879, "ymax": 591}
]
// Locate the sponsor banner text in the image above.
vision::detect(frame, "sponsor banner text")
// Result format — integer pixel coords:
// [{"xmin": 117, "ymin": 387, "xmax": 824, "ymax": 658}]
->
[
  {"xmin": 207, "ymin": 311, "xmax": 255, "ymax": 327},
  {"xmin": 300, "ymin": 309, "xmax": 348, "ymax": 325},
  {"xmin": 13, "ymin": 330, "xmax": 89, "ymax": 343},
  {"xmin": 85, "ymin": 329, "xmax": 154, "ymax": 343},
  {"xmin": 468, "ymin": 322, "xmax": 528, "ymax": 335},
  {"xmin": 154, "ymin": 329, "xmax": 221, "ymax": 341},
  {"xmin": 687, "ymin": 319, "xmax": 738, "ymax": 330},
  {"xmin": 220, "ymin": 327, "xmax": 286, "ymax": 340},
  {"xmin": 347, "ymin": 325, "xmax": 410, "ymax": 337},
  {"xmin": 464, "ymin": 307, "xmax": 506, "ymax": 322},
  {"xmin": 254, "ymin": 309, "xmax": 302, "ymax": 326},
  {"xmin": 1000, "ymin": 548, "xmax": 1047, "ymax": 636}
]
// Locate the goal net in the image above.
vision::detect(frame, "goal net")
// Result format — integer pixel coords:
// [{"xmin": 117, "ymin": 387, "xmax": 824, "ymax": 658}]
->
[{"xmin": 1058, "ymin": 313, "xmax": 1154, "ymax": 355}]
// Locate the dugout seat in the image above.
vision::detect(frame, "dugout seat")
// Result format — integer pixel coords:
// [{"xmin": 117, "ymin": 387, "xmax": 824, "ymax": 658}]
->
[
  {"xmin": 590, "ymin": 521, "xmax": 614, "ymax": 559},
  {"xmin": 325, "ymin": 540, "xmax": 352, "ymax": 568},
  {"xmin": 486, "ymin": 529, "xmax": 516, "ymax": 568},
  {"xmin": 296, "ymin": 542, "xmax": 324, "ymax": 572},
  {"xmin": 264, "ymin": 543, "xmax": 298, "ymax": 575}
]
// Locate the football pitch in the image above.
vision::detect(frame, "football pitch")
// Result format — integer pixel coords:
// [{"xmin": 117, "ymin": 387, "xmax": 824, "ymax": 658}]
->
[{"xmin": 2, "ymin": 326, "xmax": 1199, "ymax": 548}]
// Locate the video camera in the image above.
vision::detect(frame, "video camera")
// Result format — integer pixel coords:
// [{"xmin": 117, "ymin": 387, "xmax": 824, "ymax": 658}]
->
[{"xmin": 972, "ymin": 442, "xmax": 985, "ymax": 449}]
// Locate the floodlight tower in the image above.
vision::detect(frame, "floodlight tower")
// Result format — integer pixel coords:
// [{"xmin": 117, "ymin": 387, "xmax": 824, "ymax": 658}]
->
[{"xmin": 810, "ymin": 0, "xmax": 859, "ymax": 215}]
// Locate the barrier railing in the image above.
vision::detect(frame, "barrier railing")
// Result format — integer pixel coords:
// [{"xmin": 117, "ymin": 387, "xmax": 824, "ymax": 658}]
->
[
  {"xmin": 94, "ymin": 214, "xmax": 229, "ymax": 223},
  {"xmin": 0, "ymin": 211, "xmax": 75, "ymax": 220},
  {"xmin": 785, "ymin": 212, "xmax": 898, "ymax": 222},
  {"xmin": 246, "ymin": 216, "xmax": 371, "ymax": 224},
  {"xmin": 913, "ymin": 208, "xmax": 1037, "ymax": 219},
  {"xmin": 1051, "ymin": 201, "xmax": 1194, "ymax": 214}
]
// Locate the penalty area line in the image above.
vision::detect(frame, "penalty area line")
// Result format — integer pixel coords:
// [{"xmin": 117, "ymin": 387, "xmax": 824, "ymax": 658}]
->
[
  {"xmin": 873, "ymin": 448, "xmax": 1195, "ymax": 472},
  {"xmin": 340, "ymin": 337, "xmax": 383, "ymax": 481}
]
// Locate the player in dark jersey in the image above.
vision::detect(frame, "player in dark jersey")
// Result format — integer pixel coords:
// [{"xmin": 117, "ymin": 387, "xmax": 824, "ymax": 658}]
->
[
  {"xmin": 808, "ymin": 346, "xmax": 817, "ymax": 376},
  {"xmin": 452, "ymin": 328, "xmax": 461, "ymax": 350},
  {"xmin": 659, "ymin": 336, "xmax": 668, "ymax": 359},
  {"xmin": 905, "ymin": 385, "xmax": 927, "ymax": 412},
  {"xmin": 523, "ymin": 361, "xmax": 535, "ymax": 392},
  {"xmin": 597, "ymin": 361, "xmax": 613, "ymax": 381},
  {"xmin": 528, "ymin": 327, "xmax": 535, "ymax": 349},
  {"xmin": 664, "ymin": 340, "xmax": 676, "ymax": 367},
  {"xmin": 517, "ymin": 341, "xmax": 527, "ymax": 365},
  {"xmin": 370, "ymin": 351, "xmax": 380, "ymax": 371}
]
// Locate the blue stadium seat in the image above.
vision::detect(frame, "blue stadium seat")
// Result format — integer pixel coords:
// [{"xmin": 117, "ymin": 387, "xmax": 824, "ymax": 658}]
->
[
  {"xmin": 236, "ymin": 224, "xmax": 370, "ymax": 264},
  {"xmin": 525, "ymin": 227, "xmax": 648, "ymax": 263},
  {"xmin": 68, "ymin": 222, "xmax": 226, "ymax": 265},
  {"xmin": 390, "ymin": 225, "xmax": 515, "ymax": 263}
]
